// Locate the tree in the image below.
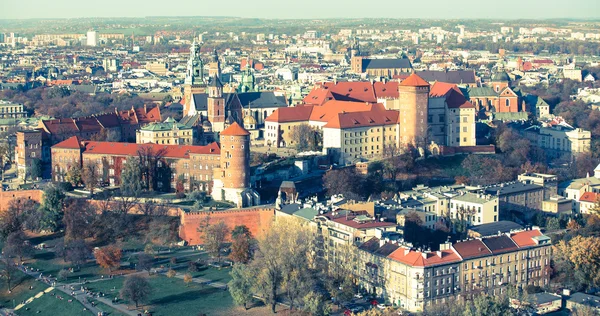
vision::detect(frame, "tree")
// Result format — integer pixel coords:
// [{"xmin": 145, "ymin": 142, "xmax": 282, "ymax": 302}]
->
[
  {"xmin": 230, "ymin": 225, "xmax": 253, "ymax": 264},
  {"xmin": 82, "ymin": 162, "xmax": 99, "ymax": 195},
  {"xmin": 136, "ymin": 253, "xmax": 153, "ymax": 272},
  {"xmin": 546, "ymin": 217, "xmax": 561, "ymax": 230},
  {"xmin": 0, "ymin": 142, "xmax": 12, "ymax": 181},
  {"xmin": 29, "ymin": 158, "xmax": 42, "ymax": 181},
  {"xmin": 228, "ymin": 263, "xmax": 254, "ymax": 310},
  {"xmin": 63, "ymin": 198, "xmax": 97, "ymax": 241},
  {"xmin": 289, "ymin": 124, "xmax": 322, "ymax": 152},
  {"xmin": 251, "ymin": 218, "xmax": 316, "ymax": 313},
  {"xmin": 0, "ymin": 255, "xmax": 17, "ymax": 292},
  {"xmin": 4, "ymin": 231, "xmax": 34, "ymax": 262},
  {"xmin": 554, "ymin": 235, "xmax": 600, "ymax": 290},
  {"xmin": 137, "ymin": 145, "xmax": 167, "ymax": 191},
  {"xmin": 166, "ymin": 269, "xmax": 176, "ymax": 278},
  {"xmin": 323, "ymin": 168, "xmax": 364, "ymax": 200},
  {"xmin": 303, "ymin": 291, "xmax": 330, "ymax": 316},
  {"xmin": 121, "ymin": 157, "xmax": 144, "ymax": 197},
  {"xmin": 113, "ymin": 195, "xmax": 139, "ymax": 216},
  {"xmin": 65, "ymin": 239, "xmax": 90, "ymax": 269},
  {"xmin": 203, "ymin": 221, "xmax": 229, "ymax": 262},
  {"xmin": 183, "ymin": 273, "xmax": 193, "ymax": 287},
  {"xmin": 37, "ymin": 184, "xmax": 66, "ymax": 232},
  {"xmin": 94, "ymin": 245, "xmax": 122, "ymax": 272},
  {"xmin": 0, "ymin": 199, "xmax": 26, "ymax": 239},
  {"xmin": 57, "ymin": 269, "xmax": 70, "ymax": 281},
  {"xmin": 65, "ymin": 164, "xmax": 82, "ymax": 187},
  {"xmin": 120, "ymin": 275, "xmax": 152, "ymax": 309}
]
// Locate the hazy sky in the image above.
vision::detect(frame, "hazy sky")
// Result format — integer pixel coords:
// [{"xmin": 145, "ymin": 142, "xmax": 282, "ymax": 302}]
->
[{"xmin": 1, "ymin": 0, "xmax": 599, "ymax": 20}]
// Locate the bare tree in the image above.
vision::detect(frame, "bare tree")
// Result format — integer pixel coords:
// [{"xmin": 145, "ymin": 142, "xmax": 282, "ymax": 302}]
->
[
  {"xmin": 137, "ymin": 145, "xmax": 167, "ymax": 191},
  {"xmin": 114, "ymin": 195, "xmax": 139, "ymax": 216},
  {"xmin": 82, "ymin": 162, "xmax": 99, "ymax": 195}
]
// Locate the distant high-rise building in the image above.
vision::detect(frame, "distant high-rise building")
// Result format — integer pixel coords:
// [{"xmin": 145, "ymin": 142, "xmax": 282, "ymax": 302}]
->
[
  {"xmin": 0, "ymin": 33, "xmax": 5, "ymax": 44},
  {"xmin": 86, "ymin": 31, "xmax": 97, "ymax": 46}
]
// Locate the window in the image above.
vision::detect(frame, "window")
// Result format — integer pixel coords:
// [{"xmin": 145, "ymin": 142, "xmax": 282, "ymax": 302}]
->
[{"xmin": 505, "ymin": 99, "xmax": 510, "ymax": 107}]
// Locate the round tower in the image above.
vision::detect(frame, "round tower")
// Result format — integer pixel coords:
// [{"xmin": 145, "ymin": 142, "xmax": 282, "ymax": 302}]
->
[
  {"xmin": 398, "ymin": 73, "xmax": 430, "ymax": 148},
  {"xmin": 212, "ymin": 122, "xmax": 252, "ymax": 206}
]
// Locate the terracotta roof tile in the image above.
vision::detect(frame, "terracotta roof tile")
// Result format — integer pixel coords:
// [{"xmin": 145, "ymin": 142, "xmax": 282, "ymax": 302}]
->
[
  {"xmin": 452, "ymin": 239, "xmax": 492, "ymax": 259},
  {"xmin": 52, "ymin": 136, "xmax": 83, "ymax": 149},
  {"xmin": 400, "ymin": 73, "xmax": 430, "ymax": 87},
  {"xmin": 510, "ymin": 229, "xmax": 542, "ymax": 248},
  {"xmin": 220, "ymin": 122, "xmax": 250, "ymax": 136},
  {"xmin": 82, "ymin": 141, "xmax": 220, "ymax": 158},
  {"xmin": 265, "ymin": 105, "xmax": 314, "ymax": 123},
  {"xmin": 580, "ymin": 192, "xmax": 600, "ymax": 203}
]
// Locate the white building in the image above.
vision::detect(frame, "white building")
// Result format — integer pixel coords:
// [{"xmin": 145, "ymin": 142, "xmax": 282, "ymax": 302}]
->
[{"xmin": 86, "ymin": 31, "xmax": 97, "ymax": 47}]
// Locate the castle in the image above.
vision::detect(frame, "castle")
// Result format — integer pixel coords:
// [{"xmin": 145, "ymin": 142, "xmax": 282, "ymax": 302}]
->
[{"xmin": 51, "ymin": 122, "xmax": 259, "ymax": 208}]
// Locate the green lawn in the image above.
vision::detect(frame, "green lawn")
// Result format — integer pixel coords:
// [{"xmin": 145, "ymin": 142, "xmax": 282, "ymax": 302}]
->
[
  {"xmin": 27, "ymin": 252, "xmax": 104, "ymax": 283},
  {"xmin": 90, "ymin": 298, "xmax": 128, "ymax": 316},
  {"xmin": 0, "ymin": 271, "xmax": 48, "ymax": 308},
  {"xmin": 86, "ymin": 275, "xmax": 234, "ymax": 315},
  {"xmin": 16, "ymin": 291, "xmax": 89, "ymax": 316},
  {"xmin": 183, "ymin": 266, "xmax": 232, "ymax": 284}
]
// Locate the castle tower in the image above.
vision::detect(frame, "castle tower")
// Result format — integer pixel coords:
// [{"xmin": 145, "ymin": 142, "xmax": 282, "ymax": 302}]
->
[
  {"xmin": 208, "ymin": 48, "xmax": 221, "ymax": 79},
  {"xmin": 398, "ymin": 73, "xmax": 430, "ymax": 148},
  {"xmin": 212, "ymin": 122, "xmax": 258, "ymax": 207},
  {"xmin": 183, "ymin": 40, "xmax": 207, "ymax": 115},
  {"xmin": 207, "ymin": 75, "xmax": 225, "ymax": 132}
]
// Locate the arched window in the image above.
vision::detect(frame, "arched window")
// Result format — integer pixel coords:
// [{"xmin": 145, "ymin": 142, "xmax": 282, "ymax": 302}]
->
[{"xmin": 505, "ymin": 99, "xmax": 510, "ymax": 107}]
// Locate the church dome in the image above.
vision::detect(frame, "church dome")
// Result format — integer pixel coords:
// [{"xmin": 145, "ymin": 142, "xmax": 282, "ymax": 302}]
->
[
  {"xmin": 243, "ymin": 114, "xmax": 257, "ymax": 126},
  {"xmin": 492, "ymin": 71, "xmax": 510, "ymax": 82}
]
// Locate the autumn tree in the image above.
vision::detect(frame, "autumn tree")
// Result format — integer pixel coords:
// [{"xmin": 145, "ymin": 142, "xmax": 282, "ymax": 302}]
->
[
  {"xmin": 230, "ymin": 225, "xmax": 253, "ymax": 264},
  {"xmin": 136, "ymin": 253, "xmax": 154, "ymax": 272},
  {"xmin": 65, "ymin": 164, "xmax": 82, "ymax": 187},
  {"xmin": 323, "ymin": 168, "xmax": 364, "ymax": 200},
  {"xmin": 203, "ymin": 221, "xmax": 229, "ymax": 261},
  {"xmin": 250, "ymin": 217, "xmax": 316, "ymax": 313},
  {"xmin": 183, "ymin": 273, "xmax": 193, "ymax": 287},
  {"xmin": 63, "ymin": 198, "xmax": 97, "ymax": 241},
  {"xmin": 228, "ymin": 263, "xmax": 255, "ymax": 310},
  {"xmin": 94, "ymin": 245, "xmax": 122, "ymax": 272},
  {"xmin": 0, "ymin": 199, "xmax": 30, "ymax": 238},
  {"xmin": 0, "ymin": 255, "xmax": 17, "ymax": 292},
  {"xmin": 137, "ymin": 145, "xmax": 167, "ymax": 191},
  {"xmin": 554, "ymin": 235, "xmax": 600, "ymax": 290},
  {"xmin": 65, "ymin": 239, "xmax": 90, "ymax": 269},
  {"xmin": 120, "ymin": 275, "xmax": 152, "ymax": 309},
  {"xmin": 82, "ymin": 162, "xmax": 99, "ymax": 195},
  {"xmin": 289, "ymin": 124, "xmax": 322, "ymax": 152},
  {"xmin": 4, "ymin": 230, "xmax": 34, "ymax": 262}
]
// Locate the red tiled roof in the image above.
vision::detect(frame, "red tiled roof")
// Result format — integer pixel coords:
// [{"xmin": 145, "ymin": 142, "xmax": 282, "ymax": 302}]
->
[
  {"xmin": 400, "ymin": 73, "xmax": 430, "ymax": 87},
  {"xmin": 452, "ymin": 239, "xmax": 491, "ymax": 259},
  {"xmin": 303, "ymin": 88, "xmax": 335, "ymax": 106},
  {"xmin": 220, "ymin": 122, "xmax": 250, "ymax": 136},
  {"xmin": 580, "ymin": 192, "xmax": 600, "ymax": 203},
  {"xmin": 533, "ymin": 59, "xmax": 553, "ymax": 64},
  {"xmin": 324, "ymin": 108, "xmax": 399, "ymax": 129},
  {"xmin": 322, "ymin": 81, "xmax": 377, "ymax": 103},
  {"xmin": 373, "ymin": 81, "xmax": 399, "ymax": 99},
  {"xmin": 388, "ymin": 248, "xmax": 461, "ymax": 267},
  {"xmin": 82, "ymin": 141, "xmax": 220, "ymax": 158},
  {"xmin": 265, "ymin": 105, "xmax": 314, "ymax": 123},
  {"xmin": 429, "ymin": 82, "xmax": 459, "ymax": 98},
  {"xmin": 52, "ymin": 136, "xmax": 83, "ymax": 149},
  {"xmin": 309, "ymin": 101, "xmax": 380, "ymax": 122},
  {"xmin": 510, "ymin": 229, "xmax": 542, "ymax": 248}
]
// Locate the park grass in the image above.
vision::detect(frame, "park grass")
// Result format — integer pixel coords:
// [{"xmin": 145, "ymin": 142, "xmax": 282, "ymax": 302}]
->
[
  {"xmin": 16, "ymin": 291, "xmax": 89, "ymax": 316},
  {"xmin": 0, "ymin": 271, "xmax": 48, "ymax": 308},
  {"xmin": 86, "ymin": 274, "xmax": 235, "ymax": 316},
  {"xmin": 90, "ymin": 298, "xmax": 129, "ymax": 316},
  {"xmin": 27, "ymin": 252, "xmax": 104, "ymax": 283}
]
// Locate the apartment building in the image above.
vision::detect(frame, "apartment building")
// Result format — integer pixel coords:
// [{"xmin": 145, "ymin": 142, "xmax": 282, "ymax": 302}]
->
[
  {"xmin": 0, "ymin": 100, "xmax": 27, "ymax": 118},
  {"xmin": 524, "ymin": 125, "xmax": 591, "ymax": 158},
  {"xmin": 484, "ymin": 181, "xmax": 545, "ymax": 217}
]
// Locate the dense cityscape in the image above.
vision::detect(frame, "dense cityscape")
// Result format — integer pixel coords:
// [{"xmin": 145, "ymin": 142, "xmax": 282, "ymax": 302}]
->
[{"xmin": 0, "ymin": 7, "xmax": 599, "ymax": 316}]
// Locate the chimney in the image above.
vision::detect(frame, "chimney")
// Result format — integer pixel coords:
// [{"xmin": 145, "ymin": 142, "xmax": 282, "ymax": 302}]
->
[
  {"xmin": 404, "ymin": 248, "xmax": 410, "ymax": 256},
  {"xmin": 436, "ymin": 250, "xmax": 442, "ymax": 258},
  {"xmin": 421, "ymin": 252, "xmax": 428, "ymax": 259}
]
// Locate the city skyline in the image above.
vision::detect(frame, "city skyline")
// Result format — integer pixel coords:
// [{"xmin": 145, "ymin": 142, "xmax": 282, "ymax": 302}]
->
[{"xmin": 1, "ymin": 0, "xmax": 599, "ymax": 20}]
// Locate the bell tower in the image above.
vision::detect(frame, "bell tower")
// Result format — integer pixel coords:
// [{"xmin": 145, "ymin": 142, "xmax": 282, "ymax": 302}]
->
[
  {"xmin": 207, "ymin": 75, "xmax": 225, "ymax": 132},
  {"xmin": 183, "ymin": 40, "xmax": 207, "ymax": 115},
  {"xmin": 208, "ymin": 48, "xmax": 221, "ymax": 79}
]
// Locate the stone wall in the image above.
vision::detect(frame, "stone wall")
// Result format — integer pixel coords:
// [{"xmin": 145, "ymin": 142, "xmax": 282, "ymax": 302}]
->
[
  {"xmin": 179, "ymin": 205, "xmax": 275, "ymax": 245},
  {"xmin": 0, "ymin": 189, "xmax": 44, "ymax": 213}
]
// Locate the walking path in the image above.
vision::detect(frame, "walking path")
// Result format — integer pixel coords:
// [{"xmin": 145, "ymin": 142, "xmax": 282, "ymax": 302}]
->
[{"xmin": 7, "ymin": 250, "xmax": 224, "ymax": 316}]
